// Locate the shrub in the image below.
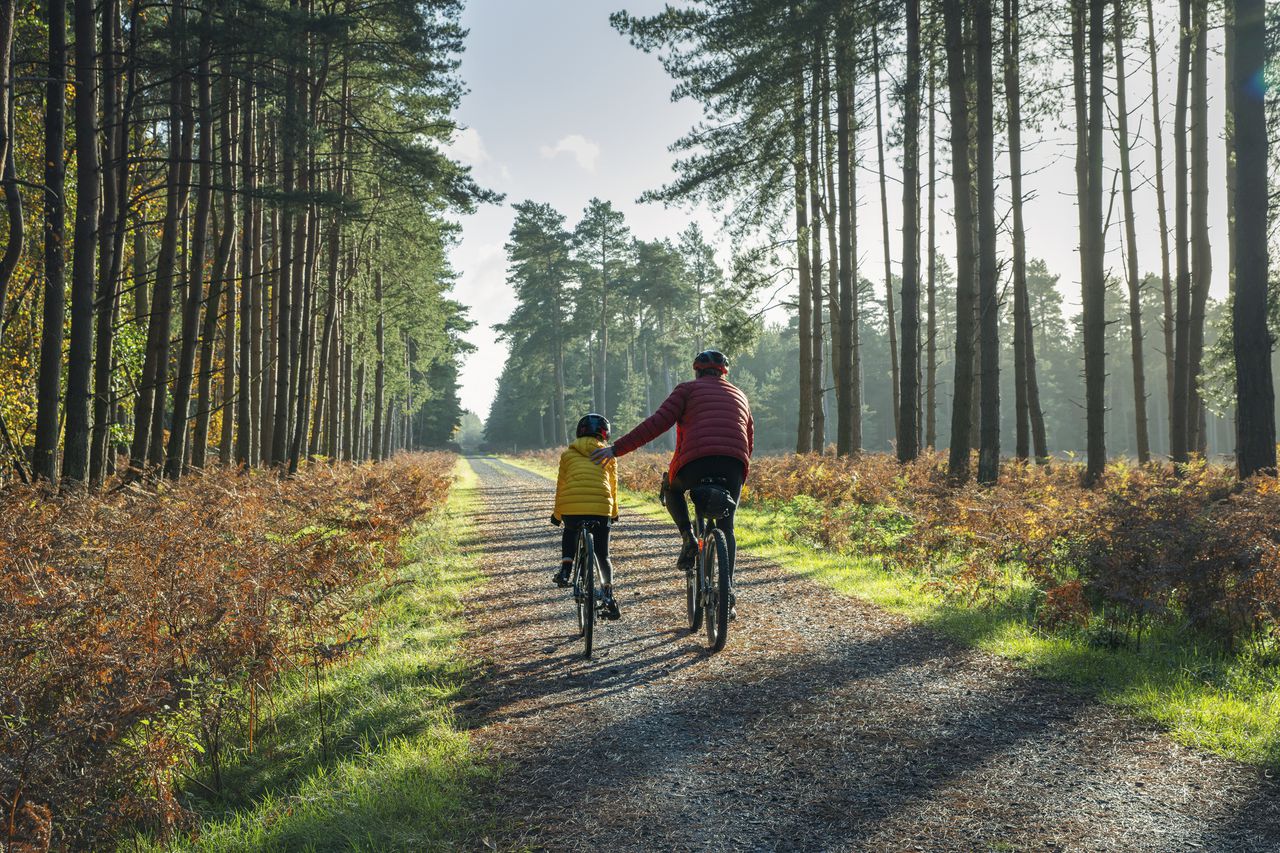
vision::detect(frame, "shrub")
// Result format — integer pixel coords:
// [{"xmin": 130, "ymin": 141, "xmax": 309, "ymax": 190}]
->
[{"xmin": 0, "ymin": 453, "xmax": 455, "ymax": 850}]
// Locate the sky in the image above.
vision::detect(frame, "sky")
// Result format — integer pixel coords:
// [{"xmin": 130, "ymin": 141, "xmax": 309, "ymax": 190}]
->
[
  {"xmin": 445, "ymin": 0, "xmax": 719, "ymax": 418},
  {"xmin": 446, "ymin": 0, "xmax": 1231, "ymax": 422}
]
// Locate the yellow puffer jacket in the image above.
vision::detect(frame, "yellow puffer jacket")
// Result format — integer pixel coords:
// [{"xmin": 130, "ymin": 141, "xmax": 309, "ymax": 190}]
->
[{"xmin": 553, "ymin": 436, "xmax": 618, "ymax": 520}]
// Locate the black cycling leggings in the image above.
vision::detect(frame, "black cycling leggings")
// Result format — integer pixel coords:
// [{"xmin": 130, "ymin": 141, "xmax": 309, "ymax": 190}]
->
[
  {"xmin": 561, "ymin": 515, "xmax": 613, "ymax": 586},
  {"xmin": 666, "ymin": 456, "xmax": 745, "ymax": 570}
]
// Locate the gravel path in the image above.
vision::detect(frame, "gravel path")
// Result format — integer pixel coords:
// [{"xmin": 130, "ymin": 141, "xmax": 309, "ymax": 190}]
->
[{"xmin": 459, "ymin": 456, "xmax": 1280, "ymax": 852}]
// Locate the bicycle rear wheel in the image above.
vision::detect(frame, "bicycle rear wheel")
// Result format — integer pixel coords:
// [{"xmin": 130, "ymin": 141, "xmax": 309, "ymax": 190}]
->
[
  {"xmin": 579, "ymin": 529, "xmax": 596, "ymax": 658},
  {"xmin": 574, "ymin": 528, "xmax": 591, "ymax": 635},
  {"xmin": 686, "ymin": 533, "xmax": 703, "ymax": 632},
  {"xmin": 703, "ymin": 527, "xmax": 731, "ymax": 652}
]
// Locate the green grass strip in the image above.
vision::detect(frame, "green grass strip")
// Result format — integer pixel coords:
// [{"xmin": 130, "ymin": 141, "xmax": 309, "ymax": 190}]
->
[
  {"xmin": 499, "ymin": 454, "xmax": 1280, "ymax": 769},
  {"xmin": 132, "ymin": 458, "xmax": 491, "ymax": 852}
]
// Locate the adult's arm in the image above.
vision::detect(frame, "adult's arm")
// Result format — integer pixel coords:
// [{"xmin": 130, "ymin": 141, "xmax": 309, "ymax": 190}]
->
[
  {"xmin": 613, "ymin": 385, "xmax": 686, "ymax": 456},
  {"xmin": 747, "ymin": 410, "xmax": 755, "ymax": 457}
]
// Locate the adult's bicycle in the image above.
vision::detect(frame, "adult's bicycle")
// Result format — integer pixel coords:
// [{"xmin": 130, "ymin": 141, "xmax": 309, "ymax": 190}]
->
[
  {"xmin": 684, "ymin": 477, "xmax": 735, "ymax": 652},
  {"xmin": 569, "ymin": 520, "xmax": 609, "ymax": 659}
]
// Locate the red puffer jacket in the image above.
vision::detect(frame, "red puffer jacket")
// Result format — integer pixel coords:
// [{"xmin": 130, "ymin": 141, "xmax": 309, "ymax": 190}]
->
[{"xmin": 612, "ymin": 374, "xmax": 754, "ymax": 479}]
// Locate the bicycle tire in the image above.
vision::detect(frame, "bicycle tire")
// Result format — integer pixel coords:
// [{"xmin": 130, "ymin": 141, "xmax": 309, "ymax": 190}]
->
[
  {"xmin": 686, "ymin": 534, "xmax": 703, "ymax": 632},
  {"xmin": 574, "ymin": 528, "xmax": 590, "ymax": 638},
  {"xmin": 581, "ymin": 530, "xmax": 596, "ymax": 659},
  {"xmin": 703, "ymin": 527, "xmax": 731, "ymax": 652}
]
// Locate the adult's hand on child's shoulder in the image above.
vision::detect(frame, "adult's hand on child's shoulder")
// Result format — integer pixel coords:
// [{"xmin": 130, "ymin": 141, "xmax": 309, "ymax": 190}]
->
[{"xmin": 590, "ymin": 445, "xmax": 615, "ymax": 465}]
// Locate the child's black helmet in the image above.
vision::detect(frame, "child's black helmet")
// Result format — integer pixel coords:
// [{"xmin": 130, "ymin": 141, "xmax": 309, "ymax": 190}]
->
[
  {"xmin": 576, "ymin": 413, "xmax": 610, "ymax": 440},
  {"xmin": 693, "ymin": 349, "xmax": 729, "ymax": 374}
]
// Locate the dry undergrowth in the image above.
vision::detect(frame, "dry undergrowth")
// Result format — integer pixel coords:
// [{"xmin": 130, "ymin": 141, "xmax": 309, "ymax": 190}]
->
[{"xmin": 0, "ymin": 453, "xmax": 455, "ymax": 850}]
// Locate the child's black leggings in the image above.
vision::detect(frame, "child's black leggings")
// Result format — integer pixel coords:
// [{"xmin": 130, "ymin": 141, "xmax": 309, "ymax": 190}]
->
[{"xmin": 561, "ymin": 515, "xmax": 613, "ymax": 586}]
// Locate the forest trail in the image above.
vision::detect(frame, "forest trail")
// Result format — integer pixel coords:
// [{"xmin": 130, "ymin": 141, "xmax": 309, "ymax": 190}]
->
[{"xmin": 459, "ymin": 457, "xmax": 1280, "ymax": 852}]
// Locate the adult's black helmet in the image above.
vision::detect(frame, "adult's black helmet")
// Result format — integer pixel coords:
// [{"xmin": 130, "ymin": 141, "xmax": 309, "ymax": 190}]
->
[
  {"xmin": 693, "ymin": 349, "xmax": 729, "ymax": 374},
  {"xmin": 576, "ymin": 413, "xmax": 610, "ymax": 440}
]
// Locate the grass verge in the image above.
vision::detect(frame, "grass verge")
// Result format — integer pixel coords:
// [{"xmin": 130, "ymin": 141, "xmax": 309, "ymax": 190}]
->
[
  {"xmin": 132, "ymin": 458, "xmax": 490, "ymax": 852},
  {"xmin": 499, "ymin": 454, "xmax": 1280, "ymax": 769}
]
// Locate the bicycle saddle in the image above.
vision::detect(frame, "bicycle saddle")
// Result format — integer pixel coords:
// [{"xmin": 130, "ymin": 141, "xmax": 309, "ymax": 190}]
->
[{"xmin": 690, "ymin": 483, "xmax": 736, "ymax": 520}]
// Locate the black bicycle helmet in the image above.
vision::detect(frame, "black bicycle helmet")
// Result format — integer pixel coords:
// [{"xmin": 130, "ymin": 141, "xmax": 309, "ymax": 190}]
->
[
  {"xmin": 693, "ymin": 349, "xmax": 729, "ymax": 374},
  {"xmin": 576, "ymin": 413, "xmax": 610, "ymax": 440}
]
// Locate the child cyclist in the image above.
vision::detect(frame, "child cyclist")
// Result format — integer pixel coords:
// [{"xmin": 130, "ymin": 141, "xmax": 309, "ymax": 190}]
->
[{"xmin": 550, "ymin": 413, "xmax": 621, "ymax": 620}]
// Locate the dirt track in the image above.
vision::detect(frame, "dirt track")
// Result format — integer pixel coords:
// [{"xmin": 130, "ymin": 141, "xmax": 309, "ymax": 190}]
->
[{"xmin": 459, "ymin": 456, "xmax": 1280, "ymax": 852}]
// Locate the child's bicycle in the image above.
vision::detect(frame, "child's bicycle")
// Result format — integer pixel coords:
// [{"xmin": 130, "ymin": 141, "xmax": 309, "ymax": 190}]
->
[
  {"xmin": 669, "ymin": 475, "xmax": 735, "ymax": 652},
  {"xmin": 569, "ymin": 519, "xmax": 610, "ymax": 659}
]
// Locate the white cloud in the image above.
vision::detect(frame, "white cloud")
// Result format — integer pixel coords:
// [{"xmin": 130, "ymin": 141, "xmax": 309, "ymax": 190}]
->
[
  {"xmin": 444, "ymin": 126, "xmax": 490, "ymax": 167},
  {"xmin": 538, "ymin": 133, "xmax": 601, "ymax": 173}
]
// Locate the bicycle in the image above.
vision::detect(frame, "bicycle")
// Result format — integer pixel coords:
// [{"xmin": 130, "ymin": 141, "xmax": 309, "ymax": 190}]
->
[
  {"xmin": 682, "ymin": 477, "xmax": 736, "ymax": 652},
  {"xmin": 569, "ymin": 519, "xmax": 609, "ymax": 659}
]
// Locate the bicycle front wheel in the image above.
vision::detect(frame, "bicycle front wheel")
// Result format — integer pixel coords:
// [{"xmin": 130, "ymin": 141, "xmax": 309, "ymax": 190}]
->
[{"xmin": 703, "ymin": 527, "xmax": 731, "ymax": 652}]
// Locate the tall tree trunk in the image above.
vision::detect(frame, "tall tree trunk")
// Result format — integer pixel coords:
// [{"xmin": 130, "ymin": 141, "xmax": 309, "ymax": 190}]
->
[
  {"xmin": 0, "ymin": 0, "xmax": 20, "ymax": 323},
  {"xmin": 974, "ymin": 0, "xmax": 1000, "ymax": 484},
  {"xmin": 235, "ymin": 72, "xmax": 255, "ymax": 465},
  {"xmin": 898, "ymin": 0, "xmax": 922, "ymax": 463},
  {"xmin": 872, "ymin": 21, "xmax": 900, "ymax": 441},
  {"xmin": 33, "ymin": 0, "xmax": 68, "ymax": 482},
  {"xmin": 1005, "ymin": 0, "xmax": 1028, "ymax": 461},
  {"xmin": 142, "ymin": 13, "xmax": 193, "ymax": 469},
  {"xmin": 835, "ymin": 35, "xmax": 856, "ymax": 456},
  {"xmin": 199, "ymin": 64, "xmax": 237, "ymax": 469},
  {"xmin": 271, "ymin": 55, "xmax": 297, "ymax": 467},
  {"xmin": 1144, "ymin": 0, "xmax": 1174, "ymax": 453},
  {"xmin": 89, "ymin": 0, "xmax": 120, "ymax": 485},
  {"xmin": 809, "ymin": 39, "xmax": 826, "ymax": 452},
  {"xmin": 925, "ymin": 11, "xmax": 937, "ymax": 450},
  {"xmin": 822, "ymin": 43, "xmax": 840, "ymax": 403},
  {"xmin": 1170, "ymin": 0, "xmax": 1192, "ymax": 462},
  {"xmin": 794, "ymin": 54, "xmax": 813, "ymax": 454},
  {"xmin": 1224, "ymin": 1, "xmax": 1236, "ymax": 297},
  {"xmin": 1113, "ymin": 0, "xmax": 1151, "ymax": 464},
  {"xmin": 1186, "ymin": 0, "xmax": 1211, "ymax": 455},
  {"xmin": 371, "ymin": 262, "xmax": 385, "ymax": 461},
  {"xmin": 166, "ymin": 28, "xmax": 213, "ymax": 479},
  {"xmin": 1076, "ymin": 0, "xmax": 1108, "ymax": 482},
  {"xmin": 943, "ymin": 0, "xmax": 976, "ymax": 483},
  {"xmin": 61, "ymin": 0, "xmax": 99, "ymax": 484},
  {"xmin": 1231, "ymin": 0, "xmax": 1274, "ymax": 476}
]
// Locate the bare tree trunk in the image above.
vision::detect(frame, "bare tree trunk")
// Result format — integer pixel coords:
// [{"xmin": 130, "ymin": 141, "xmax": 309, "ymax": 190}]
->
[
  {"xmin": 1005, "ymin": 0, "xmax": 1029, "ymax": 460},
  {"xmin": 809, "ymin": 39, "xmax": 826, "ymax": 452},
  {"xmin": 1113, "ymin": 0, "xmax": 1151, "ymax": 463},
  {"xmin": 898, "ymin": 0, "xmax": 922, "ymax": 463},
  {"xmin": 872, "ymin": 21, "xmax": 900, "ymax": 442},
  {"xmin": 794, "ymin": 51, "xmax": 813, "ymax": 454},
  {"xmin": 1170, "ymin": 0, "xmax": 1192, "ymax": 462},
  {"xmin": 235, "ymin": 73, "xmax": 255, "ymax": 465},
  {"xmin": 1231, "ymin": 0, "xmax": 1275, "ymax": 477},
  {"xmin": 835, "ymin": 34, "xmax": 856, "ymax": 456},
  {"xmin": 271, "ymin": 56, "xmax": 298, "ymax": 467},
  {"xmin": 144, "ymin": 13, "xmax": 193, "ymax": 469},
  {"xmin": 371, "ymin": 262, "xmax": 385, "ymax": 461},
  {"xmin": 1187, "ymin": 0, "xmax": 1211, "ymax": 455},
  {"xmin": 822, "ymin": 43, "xmax": 841, "ymax": 404},
  {"xmin": 61, "ymin": 0, "xmax": 100, "ymax": 484},
  {"xmin": 89, "ymin": 0, "xmax": 120, "ymax": 485},
  {"xmin": 925, "ymin": 12, "xmax": 937, "ymax": 450},
  {"xmin": 1143, "ymin": 0, "xmax": 1174, "ymax": 453},
  {"xmin": 0, "ymin": 0, "xmax": 20, "ymax": 320},
  {"xmin": 1076, "ymin": 0, "xmax": 1108, "ymax": 483},
  {"xmin": 974, "ymin": 0, "xmax": 1000, "ymax": 484},
  {"xmin": 198, "ymin": 63, "xmax": 237, "ymax": 469},
  {"xmin": 166, "ymin": 27, "xmax": 213, "ymax": 479},
  {"xmin": 33, "ymin": 0, "xmax": 68, "ymax": 482},
  {"xmin": 943, "ymin": 0, "xmax": 976, "ymax": 483}
]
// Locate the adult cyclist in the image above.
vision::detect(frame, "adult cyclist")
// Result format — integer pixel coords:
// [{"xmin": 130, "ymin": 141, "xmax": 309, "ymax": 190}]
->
[{"xmin": 591, "ymin": 350, "xmax": 753, "ymax": 616}]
